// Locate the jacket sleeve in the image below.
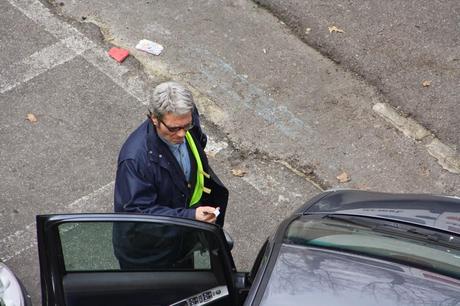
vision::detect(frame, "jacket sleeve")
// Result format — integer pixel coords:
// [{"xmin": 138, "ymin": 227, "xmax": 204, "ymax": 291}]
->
[{"xmin": 114, "ymin": 159, "xmax": 196, "ymax": 219}]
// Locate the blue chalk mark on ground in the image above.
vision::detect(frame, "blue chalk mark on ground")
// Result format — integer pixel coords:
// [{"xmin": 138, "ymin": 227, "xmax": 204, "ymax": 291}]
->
[{"xmin": 190, "ymin": 48, "xmax": 312, "ymax": 141}]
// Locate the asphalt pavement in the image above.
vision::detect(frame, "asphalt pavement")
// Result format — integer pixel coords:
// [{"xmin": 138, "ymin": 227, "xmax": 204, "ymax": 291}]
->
[
  {"xmin": 255, "ymin": 0, "xmax": 460, "ymax": 149},
  {"xmin": 0, "ymin": 0, "xmax": 459, "ymax": 304}
]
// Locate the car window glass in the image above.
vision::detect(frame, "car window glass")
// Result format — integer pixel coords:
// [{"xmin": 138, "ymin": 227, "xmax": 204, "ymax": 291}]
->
[
  {"xmin": 284, "ymin": 218, "xmax": 460, "ymax": 279},
  {"xmin": 59, "ymin": 221, "xmax": 214, "ymax": 272}
]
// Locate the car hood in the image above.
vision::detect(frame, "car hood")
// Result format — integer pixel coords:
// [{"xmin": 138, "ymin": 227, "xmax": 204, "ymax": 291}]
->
[{"xmin": 259, "ymin": 244, "xmax": 460, "ymax": 306}]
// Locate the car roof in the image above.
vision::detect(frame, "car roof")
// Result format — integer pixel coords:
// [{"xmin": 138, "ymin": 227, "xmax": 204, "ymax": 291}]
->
[{"xmin": 301, "ymin": 189, "xmax": 460, "ymax": 234}]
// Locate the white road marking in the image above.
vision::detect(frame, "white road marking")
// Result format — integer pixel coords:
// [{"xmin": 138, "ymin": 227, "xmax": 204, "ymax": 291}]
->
[
  {"xmin": 1, "ymin": 0, "xmax": 148, "ymax": 263},
  {"xmin": 204, "ymin": 137, "xmax": 228, "ymax": 157},
  {"xmin": 0, "ymin": 181, "xmax": 114, "ymax": 262},
  {"xmin": 242, "ymin": 172, "xmax": 274, "ymax": 196},
  {"xmin": 67, "ymin": 181, "xmax": 114, "ymax": 211},
  {"xmin": 7, "ymin": 0, "xmax": 81, "ymax": 39},
  {"xmin": 82, "ymin": 48, "xmax": 150, "ymax": 104},
  {"xmin": 0, "ymin": 36, "xmax": 95, "ymax": 94},
  {"xmin": 4, "ymin": 0, "xmax": 149, "ymax": 104}
]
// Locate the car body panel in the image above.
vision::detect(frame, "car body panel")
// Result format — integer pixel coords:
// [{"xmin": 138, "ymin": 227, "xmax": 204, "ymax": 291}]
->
[
  {"xmin": 243, "ymin": 216, "xmax": 296, "ymax": 306},
  {"xmin": 303, "ymin": 190, "xmax": 460, "ymax": 233},
  {"xmin": 247, "ymin": 190, "xmax": 460, "ymax": 305},
  {"xmin": 0, "ymin": 262, "xmax": 32, "ymax": 306}
]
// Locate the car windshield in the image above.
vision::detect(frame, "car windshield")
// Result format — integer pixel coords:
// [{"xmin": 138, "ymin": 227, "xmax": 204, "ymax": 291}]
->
[{"xmin": 284, "ymin": 215, "xmax": 460, "ymax": 279}]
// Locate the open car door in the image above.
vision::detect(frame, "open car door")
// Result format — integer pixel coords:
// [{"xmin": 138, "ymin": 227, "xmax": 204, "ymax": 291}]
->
[{"xmin": 37, "ymin": 214, "xmax": 238, "ymax": 306}]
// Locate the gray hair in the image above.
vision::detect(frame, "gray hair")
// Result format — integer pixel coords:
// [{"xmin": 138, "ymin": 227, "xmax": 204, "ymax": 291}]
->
[{"xmin": 149, "ymin": 81, "xmax": 194, "ymax": 118}]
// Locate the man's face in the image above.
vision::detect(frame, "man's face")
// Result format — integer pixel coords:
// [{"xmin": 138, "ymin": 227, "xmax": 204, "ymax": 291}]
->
[{"xmin": 152, "ymin": 111, "xmax": 193, "ymax": 144}]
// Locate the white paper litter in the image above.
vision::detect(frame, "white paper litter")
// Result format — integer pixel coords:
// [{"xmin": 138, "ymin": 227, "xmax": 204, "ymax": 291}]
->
[{"xmin": 135, "ymin": 39, "xmax": 163, "ymax": 55}]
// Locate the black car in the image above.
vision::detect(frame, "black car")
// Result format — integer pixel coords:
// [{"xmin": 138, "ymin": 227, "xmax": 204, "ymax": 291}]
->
[{"xmin": 12, "ymin": 190, "xmax": 460, "ymax": 305}]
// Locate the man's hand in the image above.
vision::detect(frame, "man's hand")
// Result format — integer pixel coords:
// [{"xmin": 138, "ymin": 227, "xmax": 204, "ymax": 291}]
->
[{"xmin": 195, "ymin": 206, "xmax": 218, "ymax": 223}]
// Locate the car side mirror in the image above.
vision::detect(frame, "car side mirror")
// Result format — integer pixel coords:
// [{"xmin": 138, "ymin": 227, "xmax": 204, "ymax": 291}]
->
[{"xmin": 223, "ymin": 229, "xmax": 234, "ymax": 250}]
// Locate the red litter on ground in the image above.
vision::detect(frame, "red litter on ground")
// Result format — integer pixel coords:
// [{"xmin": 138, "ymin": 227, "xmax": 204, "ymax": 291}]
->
[{"xmin": 108, "ymin": 47, "xmax": 129, "ymax": 63}]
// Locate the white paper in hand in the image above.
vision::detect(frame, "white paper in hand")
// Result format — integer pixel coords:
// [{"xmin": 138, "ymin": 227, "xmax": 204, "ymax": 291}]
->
[
  {"xmin": 135, "ymin": 39, "xmax": 163, "ymax": 55},
  {"xmin": 213, "ymin": 207, "xmax": 220, "ymax": 218}
]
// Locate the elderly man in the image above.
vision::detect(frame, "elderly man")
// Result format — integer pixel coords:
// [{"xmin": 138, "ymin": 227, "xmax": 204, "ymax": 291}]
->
[{"xmin": 114, "ymin": 81, "xmax": 228, "ymax": 224}]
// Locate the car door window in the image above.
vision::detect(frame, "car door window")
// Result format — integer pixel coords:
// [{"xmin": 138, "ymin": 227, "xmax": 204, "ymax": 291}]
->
[
  {"xmin": 59, "ymin": 221, "xmax": 212, "ymax": 272},
  {"xmin": 37, "ymin": 216, "xmax": 236, "ymax": 306}
]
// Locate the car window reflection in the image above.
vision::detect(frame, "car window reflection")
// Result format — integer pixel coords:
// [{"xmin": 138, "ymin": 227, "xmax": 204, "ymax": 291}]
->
[
  {"xmin": 58, "ymin": 222, "xmax": 213, "ymax": 272},
  {"xmin": 284, "ymin": 217, "xmax": 460, "ymax": 279}
]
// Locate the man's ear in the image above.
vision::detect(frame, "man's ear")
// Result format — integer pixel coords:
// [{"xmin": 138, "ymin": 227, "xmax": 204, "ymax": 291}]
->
[{"xmin": 151, "ymin": 116, "xmax": 158, "ymax": 126}]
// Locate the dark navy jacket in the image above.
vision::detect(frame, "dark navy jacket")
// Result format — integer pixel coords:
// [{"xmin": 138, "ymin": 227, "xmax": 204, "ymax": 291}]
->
[
  {"xmin": 114, "ymin": 111, "xmax": 228, "ymax": 225},
  {"xmin": 113, "ymin": 112, "xmax": 228, "ymax": 267}
]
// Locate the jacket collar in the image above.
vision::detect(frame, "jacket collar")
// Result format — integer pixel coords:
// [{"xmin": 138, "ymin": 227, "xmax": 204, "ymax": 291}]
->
[
  {"xmin": 145, "ymin": 119, "xmax": 189, "ymax": 195},
  {"xmin": 146, "ymin": 119, "xmax": 164, "ymax": 164}
]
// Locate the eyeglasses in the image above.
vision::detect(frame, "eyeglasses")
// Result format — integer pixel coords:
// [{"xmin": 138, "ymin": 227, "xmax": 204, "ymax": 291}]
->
[{"xmin": 159, "ymin": 119, "xmax": 194, "ymax": 133}]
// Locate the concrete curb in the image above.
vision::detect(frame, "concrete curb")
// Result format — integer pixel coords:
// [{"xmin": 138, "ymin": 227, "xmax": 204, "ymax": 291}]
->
[
  {"xmin": 426, "ymin": 139, "xmax": 460, "ymax": 174},
  {"xmin": 372, "ymin": 103, "xmax": 431, "ymax": 140},
  {"xmin": 373, "ymin": 102, "xmax": 460, "ymax": 174}
]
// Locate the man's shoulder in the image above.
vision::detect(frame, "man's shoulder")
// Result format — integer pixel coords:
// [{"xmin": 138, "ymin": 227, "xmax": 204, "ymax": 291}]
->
[{"xmin": 118, "ymin": 120, "xmax": 150, "ymax": 162}]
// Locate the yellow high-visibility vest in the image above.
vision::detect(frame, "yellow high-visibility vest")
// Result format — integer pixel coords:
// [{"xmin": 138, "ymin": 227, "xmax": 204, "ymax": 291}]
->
[{"xmin": 185, "ymin": 131, "xmax": 210, "ymax": 207}]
